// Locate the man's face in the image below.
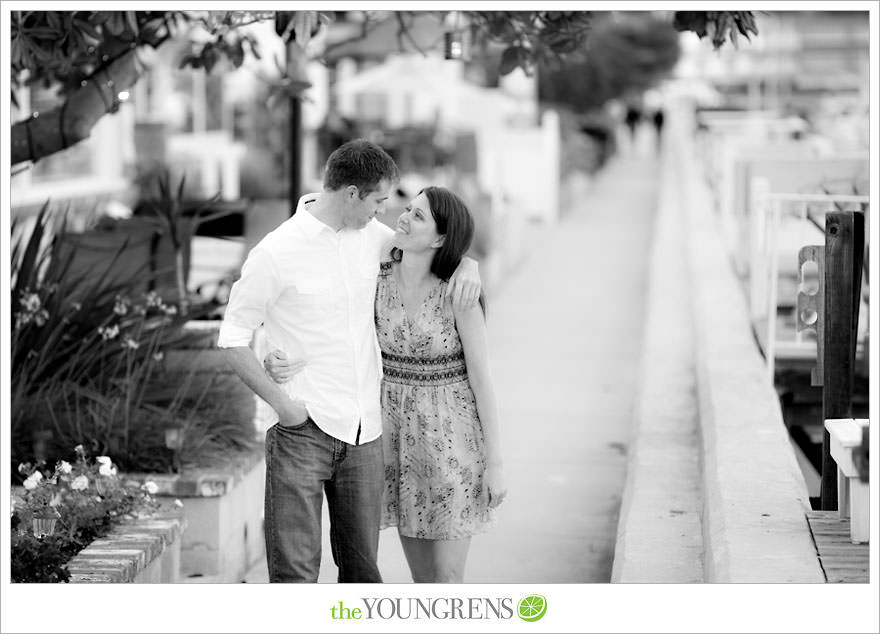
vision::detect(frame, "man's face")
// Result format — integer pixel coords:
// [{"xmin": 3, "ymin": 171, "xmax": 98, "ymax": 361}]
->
[{"xmin": 342, "ymin": 180, "xmax": 391, "ymax": 230}]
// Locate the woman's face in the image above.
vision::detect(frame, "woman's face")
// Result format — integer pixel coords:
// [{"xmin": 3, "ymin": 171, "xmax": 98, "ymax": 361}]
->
[{"xmin": 393, "ymin": 192, "xmax": 443, "ymax": 253}]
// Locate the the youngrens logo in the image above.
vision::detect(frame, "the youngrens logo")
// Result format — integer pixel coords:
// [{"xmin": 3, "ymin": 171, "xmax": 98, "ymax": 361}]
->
[
  {"xmin": 330, "ymin": 595, "xmax": 547, "ymax": 622},
  {"xmin": 517, "ymin": 595, "xmax": 547, "ymax": 622}
]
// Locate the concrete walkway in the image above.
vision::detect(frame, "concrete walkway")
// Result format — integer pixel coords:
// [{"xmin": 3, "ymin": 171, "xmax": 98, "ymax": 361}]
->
[{"xmin": 245, "ymin": 150, "xmax": 660, "ymax": 583}]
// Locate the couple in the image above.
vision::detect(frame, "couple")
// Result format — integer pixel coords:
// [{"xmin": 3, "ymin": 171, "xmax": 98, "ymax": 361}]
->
[{"xmin": 218, "ymin": 139, "xmax": 506, "ymax": 583}]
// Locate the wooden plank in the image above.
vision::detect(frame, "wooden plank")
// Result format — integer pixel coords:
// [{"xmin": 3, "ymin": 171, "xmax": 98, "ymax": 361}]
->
[
  {"xmin": 806, "ymin": 510, "xmax": 868, "ymax": 584},
  {"xmin": 819, "ymin": 547, "xmax": 870, "ymax": 555}
]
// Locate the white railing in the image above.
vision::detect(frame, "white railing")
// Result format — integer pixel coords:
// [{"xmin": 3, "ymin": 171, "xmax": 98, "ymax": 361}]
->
[{"xmin": 750, "ymin": 181, "xmax": 869, "ymax": 377}]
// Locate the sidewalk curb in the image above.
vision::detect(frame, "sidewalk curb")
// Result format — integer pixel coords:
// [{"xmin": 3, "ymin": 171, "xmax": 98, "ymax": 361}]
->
[{"xmin": 679, "ymin": 109, "xmax": 824, "ymax": 583}]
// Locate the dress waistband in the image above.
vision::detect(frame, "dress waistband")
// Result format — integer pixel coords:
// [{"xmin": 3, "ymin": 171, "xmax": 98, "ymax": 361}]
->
[{"xmin": 381, "ymin": 351, "xmax": 467, "ymax": 386}]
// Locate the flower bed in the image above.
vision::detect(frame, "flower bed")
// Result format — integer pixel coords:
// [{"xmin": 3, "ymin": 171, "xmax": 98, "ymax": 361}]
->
[{"xmin": 11, "ymin": 447, "xmax": 179, "ymax": 583}]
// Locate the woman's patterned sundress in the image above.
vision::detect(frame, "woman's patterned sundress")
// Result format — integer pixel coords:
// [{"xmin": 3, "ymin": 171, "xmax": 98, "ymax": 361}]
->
[{"xmin": 375, "ymin": 261, "xmax": 495, "ymax": 540}]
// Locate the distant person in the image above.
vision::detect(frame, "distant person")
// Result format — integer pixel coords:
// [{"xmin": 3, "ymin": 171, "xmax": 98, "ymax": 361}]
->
[
  {"xmin": 624, "ymin": 105, "xmax": 642, "ymax": 151},
  {"xmin": 219, "ymin": 140, "xmax": 483, "ymax": 583},
  {"xmin": 265, "ymin": 186, "xmax": 507, "ymax": 583},
  {"xmin": 651, "ymin": 108, "xmax": 665, "ymax": 153}
]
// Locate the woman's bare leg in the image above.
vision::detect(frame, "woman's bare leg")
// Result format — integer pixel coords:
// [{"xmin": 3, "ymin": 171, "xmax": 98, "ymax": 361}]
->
[{"xmin": 399, "ymin": 533, "xmax": 472, "ymax": 583}]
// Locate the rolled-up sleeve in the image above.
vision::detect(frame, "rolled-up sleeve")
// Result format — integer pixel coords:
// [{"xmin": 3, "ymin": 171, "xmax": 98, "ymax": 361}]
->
[{"xmin": 217, "ymin": 247, "xmax": 283, "ymax": 348}]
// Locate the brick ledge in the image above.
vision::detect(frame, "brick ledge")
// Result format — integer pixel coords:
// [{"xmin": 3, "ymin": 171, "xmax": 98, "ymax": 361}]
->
[{"xmin": 67, "ymin": 512, "xmax": 186, "ymax": 583}]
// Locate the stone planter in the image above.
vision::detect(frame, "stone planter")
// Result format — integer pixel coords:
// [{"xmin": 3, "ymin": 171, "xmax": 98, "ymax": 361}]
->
[
  {"xmin": 137, "ymin": 319, "xmax": 267, "ymax": 582},
  {"xmin": 66, "ymin": 512, "xmax": 186, "ymax": 583},
  {"xmin": 126, "ymin": 446, "xmax": 266, "ymax": 583}
]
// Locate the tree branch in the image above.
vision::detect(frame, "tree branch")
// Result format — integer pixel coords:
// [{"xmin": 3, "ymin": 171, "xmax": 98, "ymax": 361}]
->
[
  {"xmin": 395, "ymin": 12, "xmax": 428, "ymax": 57},
  {"xmin": 12, "ymin": 49, "xmax": 143, "ymax": 165}
]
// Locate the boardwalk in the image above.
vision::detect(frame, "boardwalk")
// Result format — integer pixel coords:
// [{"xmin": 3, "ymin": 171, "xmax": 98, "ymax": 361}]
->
[{"xmin": 245, "ymin": 150, "xmax": 660, "ymax": 583}]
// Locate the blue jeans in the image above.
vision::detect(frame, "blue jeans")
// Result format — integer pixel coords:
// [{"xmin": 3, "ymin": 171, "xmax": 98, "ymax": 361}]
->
[{"xmin": 264, "ymin": 418, "xmax": 384, "ymax": 583}]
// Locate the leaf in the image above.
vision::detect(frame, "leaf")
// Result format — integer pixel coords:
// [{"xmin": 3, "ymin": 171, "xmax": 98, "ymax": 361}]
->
[
  {"xmin": 202, "ymin": 46, "xmax": 220, "ymax": 73},
  {"xmin": 274, "ymin": 11, "xmax": 293, "ymax": 39},
  {"xmin": 125, "ymin": 11, "xmax": 139, "ymax": 36},
  {"xmin": 106, "ymin": 12, "xmax": 126, "ymax": 36},
  {"xmin": 73, "ymin": 18, "xmax": 101, "ymax": 41},
  {"xmin": 499, "ymin": 45, "xmax": 528, "ymax": 75},
  {"xmin": 230, "ymin": 40, "xmax": 244, "ymax": 68},
  {"xmin": 673, "ymin": 11, "xmax": 708, "ymax": 38},
  {"xmin": 246, "ymin": 36, "xmax": 261, "ymax": 60},
  {"xmin": 293, "ymin": 11, "xmax": 314, "ymax": 48},
  {"xmin": 24, "ymin": 27, "xmax": 59, "ymax": 39},
  {"xmin": 11, "ymin": 38, "xmax": 22, "ymax": 67}
]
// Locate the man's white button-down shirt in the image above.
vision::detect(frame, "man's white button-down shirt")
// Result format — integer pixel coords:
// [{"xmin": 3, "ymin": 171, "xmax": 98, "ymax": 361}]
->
[{"xmin": 217, "ymin": 194, "xmax": 393, "ymax": 445}]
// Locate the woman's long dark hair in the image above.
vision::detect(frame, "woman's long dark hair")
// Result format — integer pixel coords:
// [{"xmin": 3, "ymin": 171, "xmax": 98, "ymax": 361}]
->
[
  {"xmin": 392, "ymin": 186, "xmax": 485, "ymax": 313},
  {"xmin": 421, "ymin": 186, "xmax": 474, "ymax": 281}
]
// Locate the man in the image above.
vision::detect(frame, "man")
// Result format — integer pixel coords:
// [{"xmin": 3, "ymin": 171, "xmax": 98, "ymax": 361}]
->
[{"xmin": 218, "ymin": 140, "xmax": 480, "ymax": 582}]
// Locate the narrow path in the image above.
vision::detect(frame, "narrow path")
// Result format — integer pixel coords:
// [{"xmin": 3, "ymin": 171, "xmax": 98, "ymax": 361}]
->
[{"xmin": 461, "ymin": 153, "xmax": 660, "ymax": 582}]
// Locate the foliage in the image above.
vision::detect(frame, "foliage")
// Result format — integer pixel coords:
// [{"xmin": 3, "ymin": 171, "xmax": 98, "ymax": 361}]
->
[
  {"xmin": 11, "ymin": 448, "xmax": 174, "ymax": 583},
  {"xmin": 10, "ymin": 9, "xmax": 759, "ymax": 165},
  {"xmin": 10, "ymin": 203, "xmax": 255, "ymax": 474},
  {"xmin": 538, "ymin": 13, "xmax": 681, "ymax": 113},
  {"xmin": 134, "ymin": 169, "xmax": 229, "ymax": 314},
  {"xmin": 11, "ymin": 11, "xmax": 185, "ymax": 102},
  {"xmin": 673, "ymin": 11, "xmax": 760, "ymax": 49},
  {"xmin": 465, "ymin": 11, "xmax": 594, "ymax": 76}
]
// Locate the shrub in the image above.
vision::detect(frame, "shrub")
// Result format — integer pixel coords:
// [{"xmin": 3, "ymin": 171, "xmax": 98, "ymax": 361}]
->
[
  {"xmin": 11, "ymin": 447, "xmax": 176, "ymax": 583},
  {"xmin": 10, "ymin": 202, "xmax": 256, "ymax": 475}
]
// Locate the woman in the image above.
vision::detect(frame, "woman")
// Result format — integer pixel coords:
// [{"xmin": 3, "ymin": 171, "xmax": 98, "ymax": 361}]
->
[{"xmin": 267, "ymin": 186, "xmax": 506, "ymax": 582}]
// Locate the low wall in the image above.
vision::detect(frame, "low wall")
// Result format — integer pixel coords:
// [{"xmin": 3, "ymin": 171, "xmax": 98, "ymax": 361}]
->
[
  {"xmin": 126, "ymin": 446, "xmax": 266, "ymax": 582},
  {"xmin": 612, "ymin": 104, "xmax": 826, "ymax": 583},
  {"xmin": 67, "ymin": 513, "xmax": 185, "ymax": 583},
  {"xmin": 611, "ymin": 130, "xmax": 703, "ymax": 583},
  {"xmin": 678, "ymin": 106, "xmax": 825, "ymax": 583}
]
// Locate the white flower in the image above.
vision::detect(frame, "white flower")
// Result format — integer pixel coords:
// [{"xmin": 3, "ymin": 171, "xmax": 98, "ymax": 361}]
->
[
  {"xmin": 113, "ymin": 295, "xmax": 130, "ymax": 316},
  {"xmin": 33, "ymin": 309, "xmax": 49, "ymax": 327},
  {"xmin": 71, "ymin": 302, "xmax": 82, "ymax": 312},
  {"xmin": 121, "ymin": 336, "xmax": 140, "ymax": 350},
  {"xmin": 70, "ymin": 475, "xmax": 89, "ymax": 491},
  {"xmin": 17, "ymin": 462, "xmax": 31, "ymax": 475},
  {"xmin": 163, "ymin": 304, "xmax": 178, "ymax": 316},
  {"xmin": 98, "ymin": 324, "xmax": 120, "ymax": 340},
  {"xmin": 152, "ymin": 350, "xmax": 165, "ymax": 362},
  {"xmin": 141, "ymin": 481, "xmax": 159, "ymax": 495},
  {"xmin": 20, "ymin": 292, "xmax": 41, "ymax": 313},
  {"xmin": 23, "ymin": 471, "xmax": 43, "ymax": 490},
  {"xmin": 96, "ymin": 456, "xmax": 116, "ymax": 477},
  {"xmin": 174, "ymin": 499, "xmax": 184, "ymax": 508},
  {"xmin": 49, "ymin": 492, "xmax": 63, "ymax": 507},
  {"xmin": 144, "ymin": 291, "xmax": 162, "ymax": 308},
  {"xmin": 58, "ymin": 460, "xmax": 72, "ymax": 474}
]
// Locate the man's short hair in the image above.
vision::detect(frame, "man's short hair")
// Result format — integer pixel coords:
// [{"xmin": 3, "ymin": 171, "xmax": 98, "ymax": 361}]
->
[{"xmin": 323, "ymin": 139, "xmax": 400, "ymax": 198}]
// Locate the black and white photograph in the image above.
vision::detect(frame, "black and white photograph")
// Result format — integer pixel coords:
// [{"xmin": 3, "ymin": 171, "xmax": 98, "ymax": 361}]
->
[{"xmin": 2, "ymin": 3, "xmax": 878, "ymax": 633}]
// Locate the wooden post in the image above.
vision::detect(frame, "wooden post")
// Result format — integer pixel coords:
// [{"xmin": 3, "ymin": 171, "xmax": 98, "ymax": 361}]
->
[
  {"xmin": 821, "ymin": 211, "xmax": 865, "ymax": 510},
  {"xmin": 288, "ymin": 96, "xmax": 302, "ymax": 217}
]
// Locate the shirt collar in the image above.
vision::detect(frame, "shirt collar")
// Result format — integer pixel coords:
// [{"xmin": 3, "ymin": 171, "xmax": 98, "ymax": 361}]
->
[{"xmin": 294, "ymin": 193, "xmax": 332, "ymax": 239}]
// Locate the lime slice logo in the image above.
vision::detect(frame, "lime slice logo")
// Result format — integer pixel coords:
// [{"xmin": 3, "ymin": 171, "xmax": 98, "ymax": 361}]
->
[{"xmin": 517, "ymin": 595, "xmax": 547, "ymax": 622}]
